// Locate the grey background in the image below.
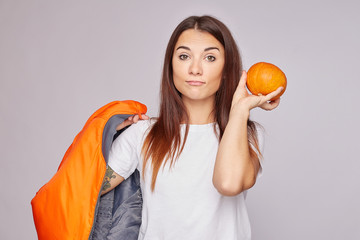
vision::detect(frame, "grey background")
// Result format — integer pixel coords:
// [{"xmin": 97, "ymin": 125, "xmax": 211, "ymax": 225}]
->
[{"xmin": 1, "ymin": 0, "xmax": 359, "ymax": 239}]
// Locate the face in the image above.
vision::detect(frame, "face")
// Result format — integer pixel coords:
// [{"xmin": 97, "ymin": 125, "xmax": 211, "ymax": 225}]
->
[{"xmin": 172, "ymin": 29, "xmax": 225, "ymax": 104}]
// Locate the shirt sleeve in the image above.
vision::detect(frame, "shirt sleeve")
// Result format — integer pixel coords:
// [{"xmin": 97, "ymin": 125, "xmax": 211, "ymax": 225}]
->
[
  {"xmin": 108, "ymin": 121, "xmax": 143, "ymax": 179},
  {"xmin": 256, "ymin": 126, "xmax": 265, "ymax": 178},
  {"xmin": 250, "ymin": 125, "xmax": 265, "ymax": 178}
]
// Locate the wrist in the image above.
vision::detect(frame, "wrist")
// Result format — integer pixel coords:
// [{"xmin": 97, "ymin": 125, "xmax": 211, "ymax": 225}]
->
[{"xmin": 229, "ymin": 106, "xmax": 250, "ymax": 120}]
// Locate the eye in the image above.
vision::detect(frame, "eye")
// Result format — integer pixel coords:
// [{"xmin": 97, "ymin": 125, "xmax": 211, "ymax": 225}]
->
[
  {"xmin": 205, "ymin": 55, "xmax": 216, "ymax": 62},
  {"xmin": 179, "ymin": 54, "xmax": 189, "ymax": 60}
]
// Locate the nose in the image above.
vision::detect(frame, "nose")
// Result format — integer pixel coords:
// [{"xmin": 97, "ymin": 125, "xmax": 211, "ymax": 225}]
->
[{"xmin": 189, "ymin": 58, "xmax": 202, "ymax": 76}]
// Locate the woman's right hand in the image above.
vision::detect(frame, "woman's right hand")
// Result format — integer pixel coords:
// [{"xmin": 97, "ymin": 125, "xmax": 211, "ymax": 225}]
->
[
  {"xmin": 116, "ymin": 114, "xmax": 149, "ymax": 131},
  {"xmin": 230, "ymin": 71, "xmax": 282, "ymax": 115}
]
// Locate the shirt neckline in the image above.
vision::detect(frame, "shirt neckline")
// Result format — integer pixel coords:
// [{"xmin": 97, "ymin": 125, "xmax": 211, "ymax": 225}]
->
[{"xmin": 180, "ymin": 122, "xmax": 217, "ymax": 132}]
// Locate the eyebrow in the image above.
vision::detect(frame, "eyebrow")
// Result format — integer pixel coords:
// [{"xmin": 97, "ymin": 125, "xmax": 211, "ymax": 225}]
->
[{"xmin": 176, "ymin": 46, "xmax": 220, "ymax": 52}]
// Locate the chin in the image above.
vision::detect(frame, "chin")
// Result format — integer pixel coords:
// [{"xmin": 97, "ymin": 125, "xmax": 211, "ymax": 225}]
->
[{"xmin": 182, "ymin": 94, "xmax": 214, "ymax": 103}]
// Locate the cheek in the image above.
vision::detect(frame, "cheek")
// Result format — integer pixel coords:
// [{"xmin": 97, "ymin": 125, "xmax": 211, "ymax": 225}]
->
[
  {"xmin": 172, "ymin": 69, "xmax": 181, "ymax": 88},
  {"xmin": 173, "ymin": 62, "xmax": 187, "ymax": 78},
  {"xmin": 172, "ymin": 71, "xmax": 183, "ymax": 94},
  {"xmin": 210, "ymin": 77, "xmax": 222, "ymax": 93},
  {"xmin": 173, "ymin": 77, "xmax": 181, "ymax": 93},
  {"xmin": 172, "ymin": 61, "xmax": 188, "ymax": 91},
  {"xmin": 207, "ymin": 66, "xmax": 224, "ymax": 90}
]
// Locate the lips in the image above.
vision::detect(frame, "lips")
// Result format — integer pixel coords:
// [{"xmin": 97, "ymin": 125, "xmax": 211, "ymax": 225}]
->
[{"xmin": 186, "ymin": 80, "xmax": 205, "ymax": 86}]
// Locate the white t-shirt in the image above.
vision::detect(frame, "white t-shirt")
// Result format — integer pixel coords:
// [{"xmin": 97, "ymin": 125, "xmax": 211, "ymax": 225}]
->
[{"xmin": 108, "ymin": 119, "xmax": 264, "ymax": 240}]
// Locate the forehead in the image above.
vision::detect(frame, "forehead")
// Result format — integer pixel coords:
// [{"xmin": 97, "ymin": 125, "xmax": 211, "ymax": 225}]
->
[{"xmin": 175, "ymin": 29, "xmax": 224, "ymax": 51}]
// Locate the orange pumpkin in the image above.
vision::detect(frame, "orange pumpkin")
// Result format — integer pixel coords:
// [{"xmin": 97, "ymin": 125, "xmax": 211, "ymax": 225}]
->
[{"xmin": 246, "ymin": 62, "xmax": 287, "ymax": 101}]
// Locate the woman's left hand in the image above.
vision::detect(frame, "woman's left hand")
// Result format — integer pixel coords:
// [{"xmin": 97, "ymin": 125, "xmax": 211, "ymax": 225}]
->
[{"xmin": 231, "ymin": 70, "xmax": 283, "ymax": 114}]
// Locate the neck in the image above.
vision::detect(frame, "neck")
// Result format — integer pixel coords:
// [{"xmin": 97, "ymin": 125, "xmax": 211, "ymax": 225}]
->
[{"xmin": 182, "ymin": 97, "xmax": 215, "ymax": 125}]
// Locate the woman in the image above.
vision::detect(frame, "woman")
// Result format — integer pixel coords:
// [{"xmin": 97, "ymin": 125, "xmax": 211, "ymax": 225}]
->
[{"xmin": 102, "ymin": 15, "xmax": 282, "ymax": 239}]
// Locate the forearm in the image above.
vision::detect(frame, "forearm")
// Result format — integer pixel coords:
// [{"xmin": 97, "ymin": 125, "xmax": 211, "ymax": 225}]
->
[
  {"xmin": 213, "ymin": 109, "xmax": 257, "ymax": 196},
  {"xmin": 101, "ymin": 166, "xmax": 124, "ymax": 195}
]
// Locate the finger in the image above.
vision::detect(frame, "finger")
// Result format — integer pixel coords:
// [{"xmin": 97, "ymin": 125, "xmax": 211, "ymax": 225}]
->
[
  {"xmin": 264, "ymin": 87, "xmax": 284, "ymax": 102},
  {"xmin": 140, "ymin": 114, "xmax": 150, "ymax": 120},
  {"xmin": 116, "ymin": 114, "xmax": 147, "ymax": 131},
  {"xmin": 260, "ymin": 98, "xmax": 281, "ymax": 111},
  {"xmin": 116, "ymin": 118, "xmax": 131, "ymax": 131},
  {"xmin": 122, "ymin": 116, "xmax": 133, "ymax": 126},
  {"xmin": 233, "ymin": 71, "xmax": 248, "ymax": 100},
  {"xmin": 239, "ymin": 70, "xmax": 247, "ymax": 89},
  {"xmin": 132, "ymin": 114, "xmax": 140, "ymax": 123},
  {"xmin": 124, "ymin": 115, "xmax": 136, "ymax": 125}
]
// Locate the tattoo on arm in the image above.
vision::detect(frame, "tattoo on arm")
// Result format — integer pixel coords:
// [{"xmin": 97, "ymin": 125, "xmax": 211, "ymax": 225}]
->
[{"xmin": 102, "ymin": 166, "xmax": 116, "ymax": 192}]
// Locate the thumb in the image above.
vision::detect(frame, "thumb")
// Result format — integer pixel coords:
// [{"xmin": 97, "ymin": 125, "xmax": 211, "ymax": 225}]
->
[{"xmin": 239, "ymin": 70, "xmax": 247, "ymax": 89}]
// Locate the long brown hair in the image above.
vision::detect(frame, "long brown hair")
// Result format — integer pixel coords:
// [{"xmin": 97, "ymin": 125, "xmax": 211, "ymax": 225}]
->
[{"xmin": 142, "ymin": 15, "xmax": 261, "ymax": 191}]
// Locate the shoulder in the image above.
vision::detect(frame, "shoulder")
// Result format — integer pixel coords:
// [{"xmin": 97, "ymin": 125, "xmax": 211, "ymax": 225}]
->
[
  {"xmin": 111, "ymin": 119, "xmax": 155, "ymax": 152},
  {"xmin": 130, "ymin": 118, "xmax": 155, "ymax": 132},
  {"xmin": 121, "ymin": 118, "xmax": 155, "ymax": 140}
]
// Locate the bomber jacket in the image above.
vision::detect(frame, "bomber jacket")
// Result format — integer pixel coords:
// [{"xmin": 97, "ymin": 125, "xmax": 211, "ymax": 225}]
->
[{"xmin": 31, "ymin": 100, "xmax": 147, "ymax": 240}]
